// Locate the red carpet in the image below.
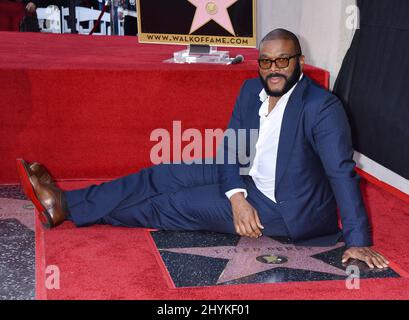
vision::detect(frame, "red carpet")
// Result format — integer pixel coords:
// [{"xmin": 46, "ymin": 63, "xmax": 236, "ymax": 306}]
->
[
  {"xmin": 0, "ymin": 32, "xmax": 329, "ymax": 184},
  {"xmin": 36, "ymin": 179, "xmax": 409, "ymax": 300}
]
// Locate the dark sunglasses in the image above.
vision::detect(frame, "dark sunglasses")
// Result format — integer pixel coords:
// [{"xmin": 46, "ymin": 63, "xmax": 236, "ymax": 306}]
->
[{"xmin": 258, "ymin": 54, "xmax": 301, "ymax": 70}]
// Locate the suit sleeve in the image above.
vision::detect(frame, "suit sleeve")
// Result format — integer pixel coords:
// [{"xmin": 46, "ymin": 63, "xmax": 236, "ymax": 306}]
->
[
  {"xmin": 218, "ymin": 81, "xmax": 249, "ymax": 194},
  {"xmin": 312, "ymin": 95, "xmax": 373, "ymax": 248}
]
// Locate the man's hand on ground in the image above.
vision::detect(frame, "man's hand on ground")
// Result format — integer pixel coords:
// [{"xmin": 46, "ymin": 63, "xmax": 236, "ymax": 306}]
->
[
  {"xmin": 342, "ymin": 247, "xmax": 389, "ymax": 269},
  {"xmin": 230, "ymin": 193, "xmax": 264, "ymax": 238}
]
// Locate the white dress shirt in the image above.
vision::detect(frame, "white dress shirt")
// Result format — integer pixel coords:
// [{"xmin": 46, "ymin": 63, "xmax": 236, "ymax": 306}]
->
[{"xmin": 225, "ymin": 74, "xmax": 303, "ymax": 203}]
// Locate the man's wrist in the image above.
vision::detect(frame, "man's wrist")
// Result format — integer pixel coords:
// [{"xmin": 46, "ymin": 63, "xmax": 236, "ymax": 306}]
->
[
  {"xmin": 230, "ymin": 192, "xmax": 246, "ymax": 201},
  {"xmin": 225, "ymin": 188, "xmax": 248, "ymax": 200}
]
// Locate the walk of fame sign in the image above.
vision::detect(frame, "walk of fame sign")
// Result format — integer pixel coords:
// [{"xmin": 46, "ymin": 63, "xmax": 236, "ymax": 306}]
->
[
  {"xmin": 150, "ymin": 231, "xmax": 401, "ymax": 287},
  {"xmin": 137, "ymin": 0, "xmax": 256, "ymax": 47}
]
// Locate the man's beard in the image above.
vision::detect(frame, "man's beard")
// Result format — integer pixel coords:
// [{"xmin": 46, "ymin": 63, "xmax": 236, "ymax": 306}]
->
[{"xmin": 259, "ymin": 59, "xmax": 301, "ymax": 97}]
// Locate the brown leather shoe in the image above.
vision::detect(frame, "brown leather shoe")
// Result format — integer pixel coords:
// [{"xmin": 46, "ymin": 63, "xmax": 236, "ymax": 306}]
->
[
  {"xmin": 16, "ymin": 158, "xmax": 68, "ymax": 228},
  {"xmin": 29, "ymin": 162, "xmax": 53, "ymax": 185}
]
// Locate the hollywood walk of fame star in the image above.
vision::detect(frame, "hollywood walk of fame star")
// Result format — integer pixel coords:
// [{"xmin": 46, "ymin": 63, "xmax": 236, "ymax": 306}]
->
[
  {"xmin": 161, "ymin": 236, "xmax": 347, "ymax": 284},
  {"xmin": 187, "ymin": 0, "xmax": 238, "ymax": 36}
]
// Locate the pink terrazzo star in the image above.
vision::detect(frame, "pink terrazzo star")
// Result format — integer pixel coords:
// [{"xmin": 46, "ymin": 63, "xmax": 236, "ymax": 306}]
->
[
  {"xmin": 162, "ymin": 236, "xmax": 346, "ymax": 284},
  {"xmin": 0, "ymin": 197, "xmax": 34, "ymax": 231},
  {"xmin": 187, "ymin": 0, "xmax": 238, "ymax": 35}
]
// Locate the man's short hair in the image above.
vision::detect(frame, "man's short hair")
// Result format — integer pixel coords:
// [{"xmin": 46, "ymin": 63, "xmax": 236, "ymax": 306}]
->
[{"xmin": 259, "ymin": 28, "xmax": 302, "ymax": 55}]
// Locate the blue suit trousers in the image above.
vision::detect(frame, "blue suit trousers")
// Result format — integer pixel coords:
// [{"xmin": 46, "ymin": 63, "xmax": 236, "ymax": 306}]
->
[{"xmin": 65, "ymin": 163, "xmax": 290, "ymax": 237}]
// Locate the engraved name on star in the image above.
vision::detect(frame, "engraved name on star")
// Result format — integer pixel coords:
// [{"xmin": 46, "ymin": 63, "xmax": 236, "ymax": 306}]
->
[
  {"xmin": 187, "ymin": 0, "xmax": 238, "ymax": 36},
  {"xmin": 161, "ymin": 236, "xmax": 346, "ymax": 284}
]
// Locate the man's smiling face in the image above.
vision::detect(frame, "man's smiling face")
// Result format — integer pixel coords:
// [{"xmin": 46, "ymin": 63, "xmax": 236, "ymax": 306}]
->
[{"xmin": 258, "ymin": 39, "xmax": 305, "ymax": 97}]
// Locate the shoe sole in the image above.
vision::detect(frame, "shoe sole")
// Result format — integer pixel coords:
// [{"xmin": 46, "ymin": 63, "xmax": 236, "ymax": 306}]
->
[{"xmin": 16, "ymin": 158, "xmax": 53, "ymax": 228}]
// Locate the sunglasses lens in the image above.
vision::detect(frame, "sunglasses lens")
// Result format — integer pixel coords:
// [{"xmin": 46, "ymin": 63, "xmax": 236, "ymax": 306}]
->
[
  {"xmin": 259, "ymin": 59, "xmax": 271, "ymax": 69},
  {"xmin": 276, "ymin": 58, "xmax": 289, "ymax": 68}
]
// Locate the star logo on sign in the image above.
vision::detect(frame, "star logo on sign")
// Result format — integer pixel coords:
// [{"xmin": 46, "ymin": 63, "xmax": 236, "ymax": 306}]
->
[
  {"xmin": 161, "ymin": 236, "xmax": 346, "ymax": 284},
  {"xmin": 187, "ymin": 0, "xmax": 238, "ymax": 36}
]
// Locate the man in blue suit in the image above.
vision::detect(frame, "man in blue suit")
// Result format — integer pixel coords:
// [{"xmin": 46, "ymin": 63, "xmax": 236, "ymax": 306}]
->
[{"xmin": 17, "ymin": 29, "xmax": 389, "ymax": 269}]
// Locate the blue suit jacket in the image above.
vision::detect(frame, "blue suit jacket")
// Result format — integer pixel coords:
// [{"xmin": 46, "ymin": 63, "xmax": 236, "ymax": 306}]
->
[{"xmin": 219, "ymin": 76, "xmax": 373, "ymax": 247}]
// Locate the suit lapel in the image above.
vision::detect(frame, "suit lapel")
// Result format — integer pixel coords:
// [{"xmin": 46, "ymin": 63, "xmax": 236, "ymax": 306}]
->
[
  {"xmin": 248, "ymin": 82, "xmax": 263, "ymax": 130},
  {"xmin": 247, "ymin": 92, "xmax": 262, "ymax": 162},
  {"xmin": 250, "ymin": 98, "xmax": 262, "ymax": 130},
  {"xmin": 275, "ymin": 77, "xmax": 309, "ymax": 192}
]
